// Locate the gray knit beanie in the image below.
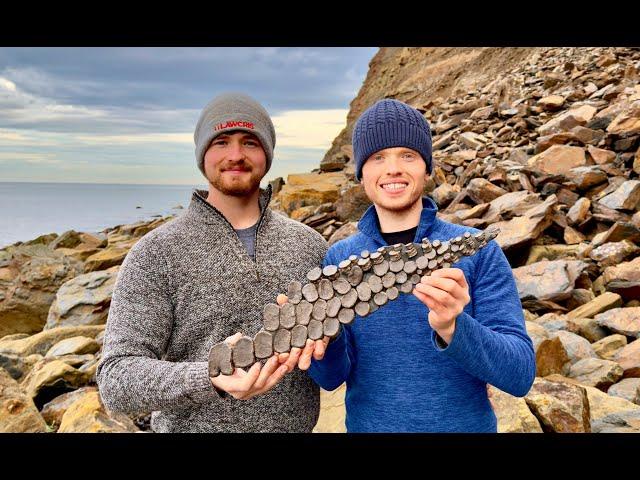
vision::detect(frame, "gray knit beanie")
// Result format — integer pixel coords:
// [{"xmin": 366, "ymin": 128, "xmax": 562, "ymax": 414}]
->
[{"xmin": 194, "ymin": 92, "xmax": 276, "ymax": 176}]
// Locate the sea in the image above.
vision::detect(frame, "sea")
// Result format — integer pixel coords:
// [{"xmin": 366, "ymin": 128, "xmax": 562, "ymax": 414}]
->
[{"xmin": 0, "ymin": 182, "xmax": 208, "ymax": 249}]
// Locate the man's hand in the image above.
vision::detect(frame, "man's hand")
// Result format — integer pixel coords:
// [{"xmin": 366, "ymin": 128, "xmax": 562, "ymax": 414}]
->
[
  {"xmin": 413, "ymin": 268, "xmax": 471, "ymax": 345},
  {"xmin": 210, "ymin": 332, "xmax": 302, "ymax": 400},
  {"xmin": 276, "ymin": 294, "xmax": 330, "ymax": 370}
]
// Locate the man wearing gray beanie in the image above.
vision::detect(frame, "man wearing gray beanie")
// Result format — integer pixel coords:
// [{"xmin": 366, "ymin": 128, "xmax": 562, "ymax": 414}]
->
[{"xmin": 98, "ymin": 92, "xmax": 330, "ymax": 432}]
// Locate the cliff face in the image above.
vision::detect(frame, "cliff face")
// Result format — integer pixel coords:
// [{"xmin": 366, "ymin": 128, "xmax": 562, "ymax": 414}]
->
[{"xmin": 321, "ymin": 47, "xmax": 537, "ymax": 169}]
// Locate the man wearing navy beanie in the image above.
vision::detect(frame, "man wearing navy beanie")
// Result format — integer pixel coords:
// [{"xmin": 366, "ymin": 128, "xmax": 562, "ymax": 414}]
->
[{"xmin": 306, "ymin": 98, "xmax": 536, "ymax": 432}]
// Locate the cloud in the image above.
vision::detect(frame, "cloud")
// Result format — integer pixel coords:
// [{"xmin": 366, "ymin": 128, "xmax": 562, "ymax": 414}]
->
[{"xmin": 272, "ymin": 109, "xmax": 348, "ymax": 149}]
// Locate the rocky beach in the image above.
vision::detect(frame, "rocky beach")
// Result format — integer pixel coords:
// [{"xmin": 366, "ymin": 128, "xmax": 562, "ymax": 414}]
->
[{"xmin": 2, "ymin": 47, "xmax": 640, "ymax": 433}]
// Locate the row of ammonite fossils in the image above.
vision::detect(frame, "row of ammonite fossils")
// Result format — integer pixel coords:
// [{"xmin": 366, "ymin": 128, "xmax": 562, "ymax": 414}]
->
[{"xmin": 208, "ymin": 227, "xmax": 500, "ymax": 376}]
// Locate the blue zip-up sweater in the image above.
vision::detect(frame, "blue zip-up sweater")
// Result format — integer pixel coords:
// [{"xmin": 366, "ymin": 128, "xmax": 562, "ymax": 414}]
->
[{"xmin": 308, "ymin": 196, "xmax": 536, "ymax": 432}]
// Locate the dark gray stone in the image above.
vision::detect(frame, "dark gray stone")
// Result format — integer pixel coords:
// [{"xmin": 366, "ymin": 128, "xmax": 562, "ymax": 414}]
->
[
  {"xmin": 253, "ymin": 330, "xmax": 273, "ymax": 359},
  {"xmin": 274, "ymin": 329, "xmax": 292, "ymax": 353},
  {"xmin": 280, "ymin": 302, "xmax": 296, "ymax": 329},
  {"xmin": 291, "ymin": 325, "xmax": 308, "ymax": 348},
  {"xmin": 263, "ymin": 303, "xmax": 280, "ymax": 332},
  {"xmin": 208, "ymin": 342, "xmax": 233, "ymax": 377},
  {"xmin": 312, "ymin": 299, "xmax": 327, "ymax": 321},
  {"xmin": 232, "ymin": 336, "xmax": 255, "ymax": 368},
  {"xmin": 295, "ymin": 300, "xmax": 313, "ymax": 325},
  {"xmin": 341, "ymin": 289, "xmax": 358, "ymax": 308},
  {"xmin": 318, "ymin": 279, "xmax": 335, "ymax": 300},
  {"xmin": 302, "ymin": 283, "xmax": 319, "ymax": 302},
  {"xmin": 308, "ymin": 320, "xmax": 324, "ymax": 340},
  {"xmin": 324, "ymin": 317, "xmax": 340, "ymax": 337},
  {"xmin": 327, "ymin": 296, "xmax": 342, "ymax": 317}
]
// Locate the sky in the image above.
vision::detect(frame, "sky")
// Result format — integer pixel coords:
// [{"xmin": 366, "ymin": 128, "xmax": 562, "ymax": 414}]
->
[{"xmin": 0, "ymin": 47, "xmax": 377, "ymax": 185}]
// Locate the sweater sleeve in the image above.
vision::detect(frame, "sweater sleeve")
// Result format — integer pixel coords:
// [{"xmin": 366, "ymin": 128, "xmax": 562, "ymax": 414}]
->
[
  {"xmin": 306, "ymin": 246, "xmax": 354, "ymax": 391},
  {"xmin": 430, "ymin": 240, "xmax": 536, "ymax": 397},
  {"xmin": 96, "ymin": 239, "xmax": 220, "ymax": 415}
]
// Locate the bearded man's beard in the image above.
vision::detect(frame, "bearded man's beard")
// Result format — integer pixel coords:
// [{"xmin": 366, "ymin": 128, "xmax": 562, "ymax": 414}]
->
[{"xmin": 209, "ymin": 161, "xmax": 264, "ymax": 197}]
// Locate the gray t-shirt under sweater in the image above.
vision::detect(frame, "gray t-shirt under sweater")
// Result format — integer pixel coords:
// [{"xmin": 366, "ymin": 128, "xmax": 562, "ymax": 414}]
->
[{"xmin": 235, "ymin": 222, "xmax": 258, "ymax": 260}]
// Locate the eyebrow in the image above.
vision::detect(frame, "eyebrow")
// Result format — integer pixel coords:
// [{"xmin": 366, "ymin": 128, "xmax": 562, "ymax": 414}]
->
[{"xmin": 215, "ymin": 133, "xmax": 259, "ymax": 141}]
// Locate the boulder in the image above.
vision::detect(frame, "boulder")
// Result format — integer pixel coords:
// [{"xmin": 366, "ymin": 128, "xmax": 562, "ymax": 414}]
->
[
  {"xmin": 335, "ymin": 184, "xmax": 372, "ymax": 222},
  {"xmin": 568, "ymin": 357, "xmax": 624, "ymax": 390},
  {"xmin": 57, "ymin": 390, "xmax": 139, "ymax": 433},
  {"xmin": 598, "ymin": 180, "xmax": 640, "ymax": 211},
  {"xmin": 40, "ymin": 386, "xmax": 98, "ymax": 430},
  {"xmin": 566, "ymin": 166, "xmax": 608, "ymax": 190},
  {"xmin": 614, "ymin": 339, "xmax": 640, "ymax": 378},
  {"xmin": 537, "ymin": 95, "xmax": 565, "ymax": 111},
  {"xmin": 0, "ymin": 367, "xmax": 48, "ymax": 432},
  {"xmin": 586, "ymin": 145, "xmax": 617, "ymax": 165},
  {"xmin": 592, "ymin": 334, "xmax": 628, "ymax": 361},
  {"xmin": 431, "ymin": 183, "xmax": 460, "ymax": 208},
  {"xmin": 554, "ymin": 330, "xmax": 598, "ymax": 365},
  {"xmin": 566, "ymin": 317, "xmax": 609, "ymax": 343},
  {"xmin": 583, "ymin": 384, "xmax": 640, "ymax": 425},
  {"xmin": 532, "ymin": 313, "xmax": 568, "ymax": 333},
  {"xmin": 84, "ymin": 247, "xmax": 129, "ymax": 273},
  {"xmin": 0, "ymin": 245, "xmax": 84, "ymax": 337},
  {"xmin": 589, "ymin": 241, "xmax": 640, "ymax": 268},
  {"xmin": 525, "ymin": 321, "xmax": 549, "ymax": 353},
  {"xmin": 512, "ymin": 259, "xmax": 591, "ymax": 303},
  {"xmin": 49, "ymin": 230, "xmax": 82, "ymax": 250},
  {"xmin": 566, "ymin": 197, "xmax": 591, "ymax": 225},
  {"xmin": 538, "ymin": 105, "xmax": 598, "ymax": 136},
  {"xmin": 466, "ymin": 178, "xmax": 507, "ymax": 204},
  {"xmin": 594, "ymin": 307, "xmax": 640, "ymax": 338},
  {"xmin": 327, "ymin": 222, "xmax": 358, "ymax": 247},
  {"xmin": 276, "ymin": 172, "xmax": 347, "ymax": 215},
  {"xmin": 0, "ymin": 325, "xmax": 105, "ymax": 357},
  {"xmin": 44, "ymin": 266, "xmax": 119, "ymax": 329},
  {"xmin": 524, "ymin": 377, "xmax": 590, "ymax": 433},
  {"xmin": 606, "ymin": 102, "xmax": 640, "ymax": 135},
  {"xmin": 487, "ymin": 385, "xmax": 543, "ymax": 433},
  {"xmin": 20, "ymin": 359, "xmax": 93, "ymax": 409},
  {"xmin": 607, "ymin": 378, "xmax": 640, "ymax": 405},
  {"xmin": 592, "ymin": 409, "xmax": 640, "ymax": 433},
  {"xmin": 536, "ymin": 337, "xmax": 571, "ymax": 377}
]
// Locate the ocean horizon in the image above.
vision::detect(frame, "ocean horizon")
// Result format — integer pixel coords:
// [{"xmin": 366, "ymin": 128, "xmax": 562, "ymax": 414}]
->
[{"xmin": 0, "ymin": 181, "xmax": 210, "ymax": 249}]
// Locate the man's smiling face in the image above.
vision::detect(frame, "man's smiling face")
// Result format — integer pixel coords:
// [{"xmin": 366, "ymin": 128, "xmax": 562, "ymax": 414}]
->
[{"xmin": 361, "ymin": 146, "xmax": 428, "ymax": 213}]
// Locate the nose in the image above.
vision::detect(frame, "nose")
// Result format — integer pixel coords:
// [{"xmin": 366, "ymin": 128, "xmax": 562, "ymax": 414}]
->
[
  {"xmin": 383, "ymin": 155, "xmax": 403, "ymax": 176},
  {"xmin": 226, "ymin": 138, "xmax": 245, "ymax": 160}
]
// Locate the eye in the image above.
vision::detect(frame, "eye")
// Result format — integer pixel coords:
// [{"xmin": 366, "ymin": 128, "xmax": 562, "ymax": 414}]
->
[
  {"xmin": 212, "ymin": 138, "xmax": 228, "ymax": 146},
  {"xmin": 371, "ymin": 154, "xmax": 384, "ymax": 162},
  {"xmin": 402, "ymin": 151, "xmax": 416, "ymax": 160},
  {"xmin": 244, "ymin": 139, "xmax": 259, "ymax": 147}
]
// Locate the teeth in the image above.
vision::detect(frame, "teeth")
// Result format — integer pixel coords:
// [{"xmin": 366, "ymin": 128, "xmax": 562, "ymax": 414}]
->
[{"xmin": 381, "ymin": 183, "xmax": 407, "ymax": 191}]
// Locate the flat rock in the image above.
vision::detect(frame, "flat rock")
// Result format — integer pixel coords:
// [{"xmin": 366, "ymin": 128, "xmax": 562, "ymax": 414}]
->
[
  {"xmin": 589, "ymin": 241, "xmax": 640, "ymax": 268},
  {"xmin": 20, "ymin": 359, "xmax": 92, "ymax": 409},
  {"xmin": 527, "ymin": 145, "xmax": 588, "ymax": 175},
  {"xmin": 603, "ymin": 256, "xmax": 640, "ymax": 286},
  {"xmin": 275, "ymin": 172, "xmax": 347, "ymax": 215},
  {"xmin": 44, "ymin": 336, "xmax": 100, "ymax": 358},
  {"xmin": 466, "ymin": 178, "xmax": 507, "ymax": 204},
  {"xmin": 586, "ymin": 145, "xmax": 617, "ymax": 165},
  {"xmin": 582, "ymin": 384, "xmax": 640, "ymax": 426},
  {"xmin": 0, "ymin": 325, "xmax": 105, "ymax": 357},
  {"xmin": 431, "ymin": 183, "xmax": 460, "ymax": 208},
  {"xmin": 553, "ymin": 330, "xmax": 598, "ymax": 365},
  {"xmin": 567, "ymin": 292, "xmax": 623, "ymax": 319},
  {"xmin": 524, "ymin": 377, "xmax": 590, "ymax": 432},
  {"xmin": 493, "ymin": 195, "xmax": 558, "ymax": 250},
  {"xmin": 525, "ymin": 244, "xmax": 582, "ymax": 264},
  {"xmin": 0, "ymin": 367, "xmax": 47, "ymax": 432},
  {"xmin": 532, "ymin": 313, "xmax": 568, "ymax": 333},
  {"xmin": 606, "ymin": 103, "xmax": 640, "ymax": 135},
  {"xmin": 84, "ymin": 247, "xmax": 129, "ymax": 273},
  {"xmin": 592, "ymin": 409, "xmax": 640, "ymax": 432},
  {"xmin": 566, "ymin": 166, "xmax": 608, "ymax": 190},
  {"xmin": 537, "ymin": 95, "xmax": 565, "ymax": 111},
  {"xmin": 595, "ymin": 307, "xmax": 640, "ymax": 338},
  {"xmin": 567, "ymin": 317, "xmax": 609, "ymax": 343},
  {"xmin": 598, "ymin": 180, "xmax": 640, "ymax": 211},
  {"xmin": 538, "ymin": 105, "xmax": 598, "ymax": 136},
  {"xmin": 487, "ymin": 385, "xmax": 543, "ymax": 433},
  {"xmin": 568, "ymin": 357, "xmax": 624, "ymax": 390}
]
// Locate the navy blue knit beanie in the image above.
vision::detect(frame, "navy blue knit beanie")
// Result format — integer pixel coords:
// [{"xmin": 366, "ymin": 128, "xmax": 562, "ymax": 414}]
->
[{"xmin": 352, "ymin": 98, "xmax": 433, "ymax": 181}]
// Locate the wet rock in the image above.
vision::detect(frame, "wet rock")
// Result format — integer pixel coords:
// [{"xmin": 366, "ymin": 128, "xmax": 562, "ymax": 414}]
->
[
  {"xmin": 524, "ymin": 377, "xmax": 590, "ymax": 433},
  {"xmin": 487, "ymin": 385, "xmax": 543, "ymax": 433},
  {"xmin": 598, "ymin": 180, "xmax": 640, "ymax": 211},
  {"xmin": 607, "ymin": 378, "xmax": 640, "ymax": 405},
  {"xmin": 614, "ymin": 338, "xmax": 640, "ymax": 378},
  {"xmin": 58, "ymin": 390, "xmax": 139, "ymax": 433},
  {"xmin": 595, "ymin": 307, "xmax": 640, "ymax": 338},
  {"xmin": 0, "ymin": 367, "xmax": 47, "ymax": 432},
  {"xmin": 593, "ymin": 334, "xmax": 628, "ymax": 361},
  {"xmin": 567, "ymin": 292, "xmax": 623, "ymax": 319},
  {"xmin": 568, "ymin": 357, "xmax": 623, "ymax": 390},
  {"xmin": 45, "ymin": 266, "xmax": 118, "ymax": 329}
]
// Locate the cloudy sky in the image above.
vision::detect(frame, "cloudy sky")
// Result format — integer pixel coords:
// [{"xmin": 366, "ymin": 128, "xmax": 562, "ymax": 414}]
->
[{"xmin": 0, "ymin": 47, "xmax": 377, "ymax": 185}]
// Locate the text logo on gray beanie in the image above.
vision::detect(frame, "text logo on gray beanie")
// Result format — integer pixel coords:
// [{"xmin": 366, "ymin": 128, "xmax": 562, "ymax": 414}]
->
[
  {"xmin": 352, "ymin": 98, "xmax": 433, "ymax": 181},
  {"xmin": 194, "ymin": 92, "xmax": 276, "ymax": 177}
]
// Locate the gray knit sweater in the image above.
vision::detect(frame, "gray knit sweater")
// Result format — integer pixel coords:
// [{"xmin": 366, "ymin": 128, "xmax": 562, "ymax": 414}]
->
[{"xmin": 96, "ymin": 186, "xmax": 328, "ymax": 432}]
